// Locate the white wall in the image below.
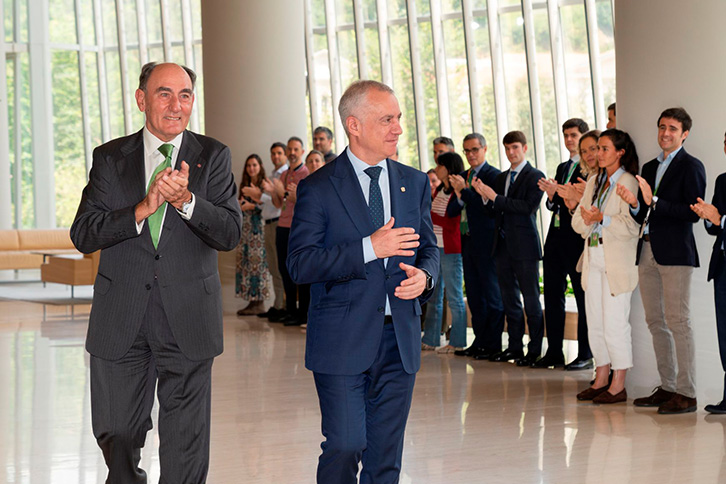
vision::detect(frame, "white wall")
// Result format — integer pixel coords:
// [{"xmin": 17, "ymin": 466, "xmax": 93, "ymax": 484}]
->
[
  {"xmin": 201, "ymin": 1, "xmax": 307, "ymax": 314},
  {"xmin": 616, "ymin": 0, "xmax": 726, "ymax": 402}
]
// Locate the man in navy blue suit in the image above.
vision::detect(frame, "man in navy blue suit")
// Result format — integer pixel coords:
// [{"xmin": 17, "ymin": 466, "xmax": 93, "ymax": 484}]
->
[
  {"xmin": 287, "ymin": 80, "xmax": 439, "ymax": 484},
  {"xmin": 616, "ymin": 107, "xmax": 706, "ymax": 414},
  {"xmin": 447, "ymin": 133, "xmax": 504, "ymax": 359}
]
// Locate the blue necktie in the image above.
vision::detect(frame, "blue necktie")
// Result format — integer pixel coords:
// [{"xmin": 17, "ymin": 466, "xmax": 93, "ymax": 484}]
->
[
  {"xmin": 365, "ymin": 166, "xmax": 384, "ymax": 229},
  {"xmin": 507, "ymin": 171, "xmax": 516, "ymax": 195}
]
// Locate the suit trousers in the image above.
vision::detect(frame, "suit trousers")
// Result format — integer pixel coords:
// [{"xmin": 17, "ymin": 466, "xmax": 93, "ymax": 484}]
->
[
  {"xmin": 638, "ymin": 241, "xmax": 696, "ymax": 398},
  {"xmin": 276, "ymin": 226, "xmax": 310, "ymax": 318},
  {"xmin": 495, "ymin": 243, "xmax": 544, "ymax": 354},
  {"xmin": 461, "ymin": 234, "xmax": 504, "ymax": 351},
  {"xmin": 543, "ymin": 241, "xmax": 591, "ymax": 360},
  {"xmin": 714, "ymin": 260, "xmax": 726, "ymax": 400},
  {"xmin": 90, "ymin": 283, "xmax": 214, "ymax": 484},
  {"xmin": 313, "ymin": 324, "xmax": 416, "ymax": 484},
  {"xmin": 264, "ymin": 219, "xmax": 284, "ymax": 309},
  {"xmin": 585, "ymin": 246, "xmax": 633, "ymax": 370}
]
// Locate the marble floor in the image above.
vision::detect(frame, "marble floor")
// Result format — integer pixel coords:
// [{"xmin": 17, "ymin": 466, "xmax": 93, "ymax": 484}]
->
[{"xmin": 1, "ymin": 292, "xmax": 726, "ymax": 483}]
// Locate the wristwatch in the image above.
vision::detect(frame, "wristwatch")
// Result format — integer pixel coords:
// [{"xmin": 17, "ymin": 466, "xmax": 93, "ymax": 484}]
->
[
  {"xmin": 422, "ymin": 269, "xmax": 434, "ymax": 291},
  {"xmin": 180, "ymin": 193, "xmax": 194, "ymax": 215}
]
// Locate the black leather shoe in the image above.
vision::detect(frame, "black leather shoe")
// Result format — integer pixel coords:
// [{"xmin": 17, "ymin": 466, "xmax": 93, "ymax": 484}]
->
[
  {"xmin": 516, "ymin": 354, "xmax": 539, "ymax": 367},
  {"xmin": 530, "ymin": 354, "xmax": 565, "ymax": 369},
  {"xmin": 565, "ymin": 357, "xmax": 595, "ymax": 371},
  {"xmin": 283, "ymin": 316, "xmax": 303, "ymax": 326},
  {"xmin": 259, "ymin": 307, "xmax": 282, "ymax": 319},
  {"xmin": 491, "ymin": 348, "xmax": 524, "ymax": 362},
  {"xmin": 705, "ymin": 401, "xmax": 726, "ymax": 414},
  {"xmin": 268, "ymin": 310, "xmax": 290, "ymax": 323},
  {"xmin": 472, "ymin": 348, "xmax": 498, "ymax": 360},
  {"xmin": 454, "ymin": 346, "xmax": 483, "ymax": 357}
]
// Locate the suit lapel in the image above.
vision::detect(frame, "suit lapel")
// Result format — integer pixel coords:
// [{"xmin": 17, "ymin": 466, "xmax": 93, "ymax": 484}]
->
[
  {"xmin": 117, "ymin": 130, "xmax": 155, "ymax": 254},
  {"xmin": 655, "ymin": 148, "xmax": 685, "ymax": 194},
  {"xmin": 509, "ymin": 162, "xmax": 531, "ymax": 196},
  {"xmin": 330, "ymin": 152, "xmax": 375, "ymax": 239},
  {"xmin": 387, "ymin": 160, "xmax": 407, "ymax": 268}
]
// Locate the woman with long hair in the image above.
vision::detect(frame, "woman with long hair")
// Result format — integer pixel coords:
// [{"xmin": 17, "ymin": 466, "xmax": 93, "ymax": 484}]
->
[
  {"xmin": 572, "ymin": 129, "xmax": 641, "ymax": 404},
  {"xmin": 236, "ymin": 154, "xmax": 271, "ymax": 315},
  {"xmin": 558, "ymin": 130, "xmax": 601, "ymax": 211},
  {"xmin": 421, "ymin": 152, "xmax": 468, "ymax": 353}
]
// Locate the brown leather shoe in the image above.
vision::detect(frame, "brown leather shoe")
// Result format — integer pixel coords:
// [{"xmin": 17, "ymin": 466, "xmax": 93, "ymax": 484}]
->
[
  {"xmin": 657, "ymin": 393, "xmax": 697, "ymax": 414},
  {"xmin": 577, "ymin": 385, "xmax": 610, "ymax": 401},
  {"xmin": 593, "ymin": 389, "xmax": 627, "ymax": 404},
  {"xmin": 633, "ymin": 387, "xmax": 675, "ymax": 407}
]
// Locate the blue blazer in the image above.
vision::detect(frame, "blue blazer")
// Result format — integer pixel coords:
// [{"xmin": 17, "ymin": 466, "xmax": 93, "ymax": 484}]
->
[
  {"xmin": 707, "ymin": 173, "xmax": 726, "ymax": 281},
  {"xmin": 632, "ymin": 147, "xmax": 706, "ymax": 266},
  {"xmin": 287, "ymin": 151, "xmax": 439, "ymax": 375},
  {"xmin": 446, "ymin": 162, "xmax": 500, "ymax": 243}
]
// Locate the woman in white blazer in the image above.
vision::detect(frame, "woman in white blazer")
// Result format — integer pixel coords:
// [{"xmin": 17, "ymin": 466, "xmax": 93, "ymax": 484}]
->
[{"xmin": 572, "ymin": 129, "xmax": 641, "ymax": 404}]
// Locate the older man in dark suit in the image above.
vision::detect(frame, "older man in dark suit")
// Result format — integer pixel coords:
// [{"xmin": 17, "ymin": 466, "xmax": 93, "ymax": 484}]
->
[
  {"xmin": 71, "ymin": 62, "xmax": 241, "ymax": 482},
  {"xmin": 616, "ymin": 107, "xmax": 706, "ymax": 414},
  {"xmin": 287, "ymin": 80, "xmax": 438, "ymax": 484}
]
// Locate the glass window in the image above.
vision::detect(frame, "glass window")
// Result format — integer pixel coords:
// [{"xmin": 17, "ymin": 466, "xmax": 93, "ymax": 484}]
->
[
  {"xmin": 146, "ymin": 0, "xmax": 163, "ymax": 49},
  {"xmin": 101, "ymin": 0, "xmax": 118, "ymax": 47},
  {"xmin": 7, "ymin": 57, "xmax": 16, "ymax": 226},
  {"xmin": 312, "ymin": 32, "xmax": 334, "ymax": 132},
  {"xmin": 470, "ymin": 13, "xmax": 500, "ymax": 167},
  {"xmin": 18, "ymin": 53, "xmax": 33, "ymax": 228},
  {"xmin": 337, "ymin": 29, "xmax": 359, "ymax": 90},
  {"xmin": 190, "ymin": 0, "xmax": 202, "ymax": 39},
  {"xmin": 560, "ymin": 3, "xmax": 595, "ymax": 124},
  {"xmin": 532, "ymin": 8, "xmax": 561, "ymax": 175},
  {"xmin": 499, "ymin": 9, "xmax": 534, "ymax": 161},
  {"xmin": 84, "ymin": 52, "xmax": 102, "ymax": 148},
  {"xmin": 389, "ymin": 23, "xmax": 417, "ymax": 168},
  {"xmin": 51, "ymin": 50, "xmax": 84, "ymax": 227},
  {"xmin": 417, "ymin": 20, "xmax": 439, "ymax": 170},
  {"xmin": 166, "ymin": 0, "xmax": 184, "ymax": 43},
  {"xmin": 49, "ymin": 0, "xmax": 77, "ymax": 45},
  {"xmin": 4, "ymin": 0, "xmax": 13, "ymax": 42},
  {"xmin": 79, "ymin": 0, "xmax": 96, "ymax": 44},
  {"xmin": 193, "ymin": 44, "xmax": 205, "ymax": 132},
  {"xmin": 335, "ymin": 0, "xmax": 354, "ymax": 25},
  {"xmin": 105, "ymin": 50, "xmax": 124, "ymax": 139},
  {"xmin": 596, "ymin": 0, "xmax": 616, "ymax": 116},
  {"xmin": 363, "ymin": 27, "xmax": 381, "ymax": 81}
]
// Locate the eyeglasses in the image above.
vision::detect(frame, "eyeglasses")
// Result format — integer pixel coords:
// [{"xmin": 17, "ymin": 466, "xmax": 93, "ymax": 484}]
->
[{"xmin": 463, "ymin": 147, "xmax": 481, "ymax": 154}]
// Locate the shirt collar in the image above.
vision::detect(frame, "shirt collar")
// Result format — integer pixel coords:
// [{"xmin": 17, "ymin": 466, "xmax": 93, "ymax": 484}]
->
[
  {"xmin": 608, "ymin": 166, "xmax": 626, "ymax": 184},
  {"xmin": 346, "ymin": 146, "xmax": 387, "ymax": 177},
  {"xmin": 510, "ymin": 161, "xmax": 528, "ymax": 175},
  {"xmin": 657, "ymin": 145, "xmax": 683, "ymax": 164},
  {"xmin": 570, "ymin": 154, "xmax": 581, "ymax": 164},
  {"xmin": 143, "ymin": 127, "xmax": 184, "ymax": 158}
]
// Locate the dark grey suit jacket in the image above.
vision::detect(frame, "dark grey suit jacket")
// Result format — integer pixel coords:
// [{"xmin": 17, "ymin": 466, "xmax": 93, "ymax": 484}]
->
[{"xmin": 70, "ymin": 129, "xmax": 241, "ymax": 361}]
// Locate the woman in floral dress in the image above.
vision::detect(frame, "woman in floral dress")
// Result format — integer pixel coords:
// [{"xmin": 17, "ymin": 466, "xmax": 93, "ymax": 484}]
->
[{"xmin": 236, "ymin": 154, "xmax": 270, "ymax": 315}]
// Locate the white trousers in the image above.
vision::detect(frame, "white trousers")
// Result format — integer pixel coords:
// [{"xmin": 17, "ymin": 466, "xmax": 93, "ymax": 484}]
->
[{"xmin": 585, "ymin": 246, "xmax": 633, "ymax": 370}]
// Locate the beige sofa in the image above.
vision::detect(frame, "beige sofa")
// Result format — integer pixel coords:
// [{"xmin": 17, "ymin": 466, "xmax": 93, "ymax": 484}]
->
[{"xmin": 0, "ymin": 229, "xmax": 77, "ymax": 271}]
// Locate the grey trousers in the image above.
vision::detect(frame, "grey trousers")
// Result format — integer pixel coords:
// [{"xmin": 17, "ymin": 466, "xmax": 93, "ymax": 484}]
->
[
  {"xmin": 264, "ymin": 219, "xmax": 284, "ymax": 310},
  {"xmin": 638, "ymin": 241, "xmax": 696, "ymax": 398}
]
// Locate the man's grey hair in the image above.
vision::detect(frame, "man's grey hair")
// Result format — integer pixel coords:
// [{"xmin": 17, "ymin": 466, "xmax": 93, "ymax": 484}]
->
[
  {"xmin": 463, "ymin": 132, "xmax": 487, "ymax": 147},
  {"xmin": 338, "ymin": 80, "xmax": 395, "ymax": 136},
  {"xmin": 138, "ymin": 62, "xmax": 197, "ymax": 91}
]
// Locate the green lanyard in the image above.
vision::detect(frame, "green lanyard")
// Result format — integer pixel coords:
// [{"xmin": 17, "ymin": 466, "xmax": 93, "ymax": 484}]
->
[
  {"xmin": 564, "ymin": 161, "xmax": 579, "ymax": 184},
  {"xmin": 594, "ymin": 174, "xmax": 611, "ymax": 211}
]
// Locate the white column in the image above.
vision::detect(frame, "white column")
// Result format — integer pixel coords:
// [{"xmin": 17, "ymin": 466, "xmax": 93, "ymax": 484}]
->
[
  {"xmin": 202, "ymin": 0, "xmax": 306, "ymax": 313},
  {"xmin": 28, "ymin": 0, "xmax": 55, "ymax": 228},
  {"xmin": 615, "ymin": 0, "xmax": 726, "ymax": 403},
  {"xmin": 0, "ymin": 0, "xmax": 11, "ymax": 228}
]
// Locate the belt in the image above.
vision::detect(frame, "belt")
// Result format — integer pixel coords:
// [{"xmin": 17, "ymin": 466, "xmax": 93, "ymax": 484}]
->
[
  {"xmin": 643, "ymin": 234, "xmax": 651, "ymax": 242},
  {"xmin": 265, "ymin": 217, "xmax": 279, "ymax": 225},
  {"xmin": 384, "ymin": 315, "xmax": 393, "ymax": 325}
]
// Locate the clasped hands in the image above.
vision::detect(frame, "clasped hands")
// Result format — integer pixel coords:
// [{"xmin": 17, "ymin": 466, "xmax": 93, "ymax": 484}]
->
[
  {"xmin": 615, "ymin": 175, "xmax": 651, "ymax": 208},
  {"xmin": 370, "ymin": 217, "xmax": 426, "ymax": 300},
  {"xmin": 471, "ymin": 177, "xmax": 497, "ymax": 201},
  {"xmin": 691, "ymin": 197, "xmax": 722, "ymax": 226},
  {"xmin": 136, "ymin": 161, "xmax": 191, "ymax": 223}
]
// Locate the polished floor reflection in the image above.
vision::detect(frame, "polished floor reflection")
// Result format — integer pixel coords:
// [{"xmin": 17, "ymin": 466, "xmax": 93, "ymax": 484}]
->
[{"xmin": 1, "ymin": 296, "xmax": 726, "ymax": 484}]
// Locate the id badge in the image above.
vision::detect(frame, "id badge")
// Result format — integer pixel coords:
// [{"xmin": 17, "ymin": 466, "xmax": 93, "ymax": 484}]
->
[
  {"xmin": 589, "ymin": 233, "xmax": 599, "ymax": 247},
  {"xmin": 554, "ymin": 213, "xmax": 560, "ymax": 228}
]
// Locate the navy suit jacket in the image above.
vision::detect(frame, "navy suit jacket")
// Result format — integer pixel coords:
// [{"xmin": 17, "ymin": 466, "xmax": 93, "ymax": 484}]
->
[
  {"xmin": 632, "ymin": 147, "xmax": 706, "ymax": 266},
  {"xmin": 486, "ymin": 162, "xmax": 545, "ymax": 260},
  {"xmin": 707, "ymin": 173, "xmax": 726, "ymax": 281},
  {"xmin": 286, "ymin": 151, "xmax": 439, "ymax": 375},
  {"xmin": 71, "ymin": 129, "xmax": 242, "ymax": 361},
  {"xmin": 446, "ymin": 162, "xmax": 500, "ymax": 243}
]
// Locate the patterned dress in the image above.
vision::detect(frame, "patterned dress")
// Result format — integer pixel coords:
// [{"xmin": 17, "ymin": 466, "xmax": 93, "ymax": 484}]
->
[{"xmin": 235, "ymin": 196, "xmax": 270, "ymax": 301}]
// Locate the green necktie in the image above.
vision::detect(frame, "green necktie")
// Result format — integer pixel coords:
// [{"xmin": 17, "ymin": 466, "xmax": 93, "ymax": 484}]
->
[{"xmin": 147, "ymin": 143, "xmax": 173, "ymax": 248}]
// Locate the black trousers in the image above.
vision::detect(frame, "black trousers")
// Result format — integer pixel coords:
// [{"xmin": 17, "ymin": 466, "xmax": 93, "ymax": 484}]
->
[
  {"xmin": 461, "ymin": 235, "xmax": 504, "ymax": 351},
  {"xmin": 276, "ymin": 225, "xmax": 310, "ymax": 319},
  {"xmin": 543, "ymin": 240, "xmax": 591, "ymax": 360},
  {"xmin": 90, "ymin": 283, "xmax": 214, "ymax": 484},
  {"xmin": 495, "ymin": 243, "xmax": 544, "ymax": 354},
  {"xmin": 714, "ymin": 263, "xmax": 726, "ymax": 399}
]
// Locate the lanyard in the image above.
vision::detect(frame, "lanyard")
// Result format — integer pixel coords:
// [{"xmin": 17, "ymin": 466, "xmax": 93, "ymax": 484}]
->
[
  {"xmin": 594, "ymin": 173, "xmax": 612, "ymax": 211},
  {"xmin": 564, "ymin": 161, "xmax": 579, "ymax": 184}
]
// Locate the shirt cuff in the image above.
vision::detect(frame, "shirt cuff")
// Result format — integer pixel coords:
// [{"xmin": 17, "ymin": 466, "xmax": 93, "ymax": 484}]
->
[
  {"xmin": 456, "ymin": 197, "xmax": 464, "ymax": 207},
  {"xmin": 602, "ymin": 215, "xmax": 611, "ymax": 227},
  {"xmin": 721, "ymin": 215, "xmax": 726, "ymax": 229},
  {"xmin": 630, "ymin": 201, "xmax": 641, "ymax": 216},
  {"xmin": 176, "ymin": 193, "xmax": 196, "ymax": 220},
  {"xmin": 363, "ymin": 236, "xmax": 377, "ymax": 264}
]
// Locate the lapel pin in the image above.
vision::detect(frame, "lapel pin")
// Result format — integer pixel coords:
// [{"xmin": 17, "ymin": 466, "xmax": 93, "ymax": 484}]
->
[
  {"xmin": 401, "ymin": 187, "xmax": 406, "ymax": 192},
  {"xmin": 197, "ymin": 163, "xmax": 201, "ymax": 168}
]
